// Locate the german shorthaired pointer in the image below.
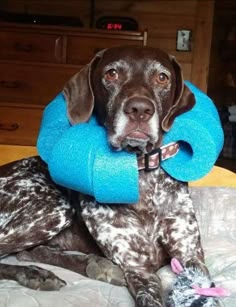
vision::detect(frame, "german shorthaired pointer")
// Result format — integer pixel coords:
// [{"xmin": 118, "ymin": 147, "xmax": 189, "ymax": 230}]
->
[{"xmin": 0, "ymin": 46, "xmax": 213, "ymax": 306}]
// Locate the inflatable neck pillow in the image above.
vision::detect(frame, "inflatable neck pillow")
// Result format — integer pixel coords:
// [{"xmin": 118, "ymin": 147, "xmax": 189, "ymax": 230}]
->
[{"xmin": 37, "ymin": 81, "xmax": 224, "ymax": 204}]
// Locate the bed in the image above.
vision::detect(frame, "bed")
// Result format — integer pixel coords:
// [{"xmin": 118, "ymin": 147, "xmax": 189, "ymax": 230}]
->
[{"xmin": 0, "ymin": 144, "xmax": 235, "ymax": 307}]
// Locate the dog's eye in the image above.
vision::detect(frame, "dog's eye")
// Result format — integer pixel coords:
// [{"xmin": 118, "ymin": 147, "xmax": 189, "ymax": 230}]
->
[
  {"xmin": 156, "ymin": 73, "xmax": 169, "ymax": 84},
  {"xmin": 104, "ymin": 69, "xmax": 119, "ymax": 82}
]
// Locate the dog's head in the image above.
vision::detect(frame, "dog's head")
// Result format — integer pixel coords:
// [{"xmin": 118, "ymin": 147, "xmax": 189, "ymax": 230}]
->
[{"xmin": 63, "ymin": 46, "xmax": 195, "ymax": 154}]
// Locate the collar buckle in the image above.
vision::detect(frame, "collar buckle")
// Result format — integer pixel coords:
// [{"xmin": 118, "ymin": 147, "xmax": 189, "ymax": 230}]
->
[
  {"xmin": 137, "ymin": 142, "xmax": 180, "ymax": 172},
  {"xmin": 144, "ymin": 148, "xmax": 162, "ymax": 172}
]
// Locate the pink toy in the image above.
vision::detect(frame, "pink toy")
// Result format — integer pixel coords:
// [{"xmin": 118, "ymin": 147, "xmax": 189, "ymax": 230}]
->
[{"xmin": 167, "ymin": 258, "xmax": 230, "ymax": 306}]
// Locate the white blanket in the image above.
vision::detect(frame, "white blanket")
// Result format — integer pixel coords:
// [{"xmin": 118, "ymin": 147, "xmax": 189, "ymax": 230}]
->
[{"xmin": 0, "ymin": 187, "xmax": 235, "ymax": 307}]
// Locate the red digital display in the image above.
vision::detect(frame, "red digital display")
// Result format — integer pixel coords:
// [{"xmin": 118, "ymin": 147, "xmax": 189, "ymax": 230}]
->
[
  {"xmin": 106, "ymin": 23, "xmax": 123, "ymax": 30},
  {"xmin": 96, "ymin": 17, "xmax": 138, "ymax": 31}
]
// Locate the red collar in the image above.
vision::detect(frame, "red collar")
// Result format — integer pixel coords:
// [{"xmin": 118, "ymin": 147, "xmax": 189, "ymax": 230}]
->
[{"xmin": 137, "ymin": 142, "xmax": 179, "ymax": 171}]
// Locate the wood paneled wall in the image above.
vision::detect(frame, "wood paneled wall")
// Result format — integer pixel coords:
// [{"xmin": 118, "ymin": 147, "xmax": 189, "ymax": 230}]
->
[
  {"xmin": 208, "ymin": 0, "xmax": 236, "ymax": 106},
  {"xmin": 1, "ymin": 0, "xmax": 215, "ymax": 92}
]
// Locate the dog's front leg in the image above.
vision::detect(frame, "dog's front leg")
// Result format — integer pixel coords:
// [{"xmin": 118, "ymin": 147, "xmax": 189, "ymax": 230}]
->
[
  {"xmin": 124, "ymin": 268, "xmax": 163, "ymax": 307},
  {"xmin": 156, "ymin": 177, "xmax": 207, "ymax": 274},
  {"xmin": 160, "ymin": 212, "xmax": 221, "ymax": 307},
  {"xmin": 159, "ymin": 207, "xmax": 207, "ymax": 274},
  {"xmin": 0, "ymin": 263, "xmax": 66, "ymax": 290},
  {"xmin": 17, "ymin": 245, "xmax": 126, "ymax": 286},
  {"xmin": 80, "ymin": 199, "xmax": 165, "ymax": 307}
]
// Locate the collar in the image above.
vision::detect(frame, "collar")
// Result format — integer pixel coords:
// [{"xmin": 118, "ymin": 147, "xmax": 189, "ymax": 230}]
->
[{"xmin": 137, "ymin": 142, "xmax": 179, "ymax": 172}]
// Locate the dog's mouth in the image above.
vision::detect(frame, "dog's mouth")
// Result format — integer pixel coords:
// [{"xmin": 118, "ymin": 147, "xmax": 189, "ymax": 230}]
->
[
  {"xmin": 110, "ymin": 130, "xmax": 155, "ymax": 154},
  {"xmin": 126, "ymin": 130, "xmax": 149, "ymax": 140},
  {"xmin": 107, "ymin": 109, "xmax": 160, "ymax": 154}
]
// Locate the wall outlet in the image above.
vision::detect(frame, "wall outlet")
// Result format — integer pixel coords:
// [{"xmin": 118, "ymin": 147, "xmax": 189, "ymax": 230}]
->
[{"xmin": 176, "ymin": 30, "xmax": 192, "ymax": 51}]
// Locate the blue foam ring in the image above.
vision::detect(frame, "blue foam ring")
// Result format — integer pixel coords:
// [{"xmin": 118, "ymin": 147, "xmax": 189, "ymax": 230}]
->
[
  {"xmin": 48, "ymin": 124, "xmax": 97, "ymax": 195},
  {"xmin": 37, "ymin": 93, "xmax": 71, "ymax": 164},
  {"xmin": 162, "ymin": 110, "xmax": 224, "ymax": 181},
  {"xmin": 161, "ymin": 81, "xmax": 224, "ymax": 181},
  {"xmin": 37, "ymin": 93, "xmax": 139, "ymax": 203},
  {"xmin": 37, "ymin": 81, "xmax": 224, "ymax": 202},
  {"xmin": 93, "ymin": 140, "xmax": 139, "ymax": 203},
  {"xmin": 46, "ymin": 121, "xmax": 139, "ymax": 204},
  {"xmin": 37, "ymin": 93, "xmax": 102, "ymax": 164},
  {"xmin": 185, "ymin": 81, "xmax": 220, "ymax": 121}
]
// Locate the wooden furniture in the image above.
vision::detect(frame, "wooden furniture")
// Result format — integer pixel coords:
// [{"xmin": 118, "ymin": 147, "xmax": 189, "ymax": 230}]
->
[
  {"xmin": 2, "ymin": 0, "xmax": 215, "ymax": 93},
  {"xmin": 0, "ymin": 23, "xmax": 147, "ymax": 146},
  {"xmin": 0, "ymin": 144, "xmax": 38, "ymax": 165},
  {"xmin": 189, "ymin": 165, "xmax": 236, "ymax": 188}
]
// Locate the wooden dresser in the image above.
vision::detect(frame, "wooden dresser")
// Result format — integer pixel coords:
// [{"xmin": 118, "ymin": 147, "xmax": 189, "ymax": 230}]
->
[{"xmin": 0, "ymin": 23, "xmax": 147, "ymax": 146}]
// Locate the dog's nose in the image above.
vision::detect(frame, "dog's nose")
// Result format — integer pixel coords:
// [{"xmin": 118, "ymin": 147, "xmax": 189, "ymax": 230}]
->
[{"xmin": 124, "ymin": 98, "xmax": 155, "ymax": 122}]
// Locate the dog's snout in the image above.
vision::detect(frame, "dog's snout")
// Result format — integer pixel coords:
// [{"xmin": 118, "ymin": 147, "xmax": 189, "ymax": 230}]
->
[{"xmin": 124, "ymin": 98, "xmax": 155, "ymax": 122}]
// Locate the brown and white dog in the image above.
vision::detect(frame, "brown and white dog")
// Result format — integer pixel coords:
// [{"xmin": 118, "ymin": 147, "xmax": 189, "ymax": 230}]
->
[{"xmin": 0, "ymin": 46, "xmax": 211, "ymax": 306}]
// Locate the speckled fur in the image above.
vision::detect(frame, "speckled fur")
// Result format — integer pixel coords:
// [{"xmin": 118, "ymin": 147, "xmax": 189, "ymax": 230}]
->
[
  {"xmin": 0, "ymin": 47, "xmax": 212, "ymax": 306},
  {"xmin": 80, "ymin": 168, "xmax": 206, "ymax": 306},
  {"xmin": 65, "ymin": 47, "xmax": 209, "ymax": 306},
  {"xmin": 0, "ymin": 157, "xmax": 73, "ymax": 255}
]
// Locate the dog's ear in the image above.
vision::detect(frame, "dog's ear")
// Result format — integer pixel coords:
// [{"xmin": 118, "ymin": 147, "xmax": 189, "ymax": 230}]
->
[
  {"xmin": 63, "ymin": 50, "xmax": 105, "ymax": 125},
  {"xmin": 161, "ymin": 56, "xmax": 195, "ymax": 131}
]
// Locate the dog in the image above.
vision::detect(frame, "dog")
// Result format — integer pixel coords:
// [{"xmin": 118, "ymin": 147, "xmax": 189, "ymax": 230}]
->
[{"xmin": 0, "ymin": 46, "xmax": 213, "ymax": 306}]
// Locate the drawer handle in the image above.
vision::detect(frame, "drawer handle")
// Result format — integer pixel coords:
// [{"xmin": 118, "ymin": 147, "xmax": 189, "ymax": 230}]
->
[
  {"xmin": 54, "ymin": 37, "xmax": 62, "ymax": 62},
  {"xmin": 0, "ymin": 123, "xmax": 19, "ymax": 131},
  {"xmin": 0, "ymin": 81, "xmax": 21, "ymax": 88},
  {"xmin": 14, "ymin": 42, "xmax": 33, "ymax": 52}
]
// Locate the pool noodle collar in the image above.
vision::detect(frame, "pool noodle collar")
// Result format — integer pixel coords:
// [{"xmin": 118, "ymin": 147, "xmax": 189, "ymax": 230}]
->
[{"xmin": 37, "ymin": 81, "xmax": 224, "ymax": 204}]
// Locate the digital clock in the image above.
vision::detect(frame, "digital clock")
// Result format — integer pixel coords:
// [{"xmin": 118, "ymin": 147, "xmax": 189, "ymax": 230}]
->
[{"xmin": 96, "ymin": 16, "xmax": 138, "ymax": 31}]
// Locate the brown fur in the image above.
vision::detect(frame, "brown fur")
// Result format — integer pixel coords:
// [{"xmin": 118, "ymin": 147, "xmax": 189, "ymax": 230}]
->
[{"xmin": 0, "ymin": 47, "xmax": 210, "ymax": 306}]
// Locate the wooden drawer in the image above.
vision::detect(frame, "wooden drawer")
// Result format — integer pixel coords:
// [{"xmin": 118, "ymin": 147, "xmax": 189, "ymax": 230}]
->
[
  {"xmin": 67, "ymin": 35, "xmax": 145, "ymax": 65},
  {"xmin": 0, "ymin": 31, "xmax": 63, "ymax": 63},
  {"xmin": 0, "ymin": 105, "xmax": 43, "ymax": 146},
  {"xmin": 0, "ymin": 62, "xmax": 79, "ymax": 105}
]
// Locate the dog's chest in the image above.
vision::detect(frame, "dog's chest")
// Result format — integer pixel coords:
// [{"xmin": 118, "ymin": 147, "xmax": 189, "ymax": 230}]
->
[
  {"xmin": 81, "ymin": 168, "xmax": 174, "ymax": 220},
  {"xmin": 127, "ymin": 167, "xmax": 188, "ymax": 228},
  {"xmin": 134, "ymin": 168, "xmax": 170, "ymax": 214},
  {"xmin": 79, "ymin": 168, "xmax": 178, "ymax": 264},
  {"xmin": 80, "ymin": 167, "xmax": 174, "ymax": 241},
  {"xmin": 136, "ymin": 170, "xmax": 159, "ymax": 211}
]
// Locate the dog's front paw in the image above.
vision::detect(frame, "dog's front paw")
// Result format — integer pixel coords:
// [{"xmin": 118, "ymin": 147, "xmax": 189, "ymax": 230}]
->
[
  {"xmin": 136, "ymin": 291, "xmax": 163, "ymax": 307},
  {"xmin": 16, "ymin": 265, "xmax": 66, "ymax": 291},
  {"xmin": 86, "ymin": 256, "xmax": 126, "ymax": 286}
]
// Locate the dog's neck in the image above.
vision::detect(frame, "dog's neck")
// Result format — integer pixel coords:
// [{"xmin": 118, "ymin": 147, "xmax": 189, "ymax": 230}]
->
[{"xmin": 137, "ymin": 142, "xmax": 179, "ymax": 172}]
